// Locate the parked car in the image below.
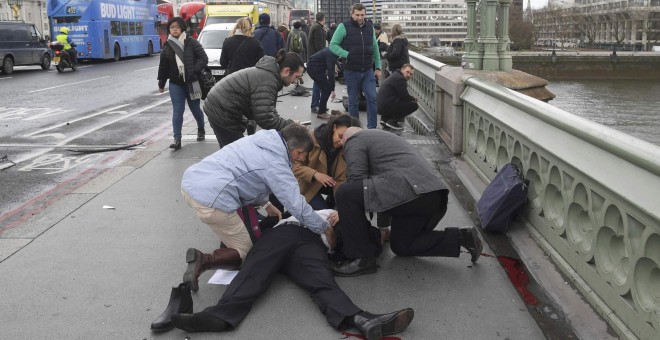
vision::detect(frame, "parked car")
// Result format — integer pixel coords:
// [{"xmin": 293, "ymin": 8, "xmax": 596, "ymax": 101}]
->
[
  {"xmin": 197, "ymin": 23, "xmax": 232, "ymax": 80},
  {"xmin": 0, "ymin": 21, "xmax": 51, "ymax": 74}
]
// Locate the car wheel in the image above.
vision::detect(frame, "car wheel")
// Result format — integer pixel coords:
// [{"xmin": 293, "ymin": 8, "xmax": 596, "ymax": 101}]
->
[
  {"xmin": 2, "ymin": 57, "xmax": 14, "ymax": 75},
  {"xmin": 147, "ymin": 41, "xmax": 153, "ymax": 56},
  {"xmin": 113, "ymin": 43, "xmax": 121, "ymax": 61},
  {"xmin": 41, "ymin": 53, "xmax": 51, "ymax": 70}
]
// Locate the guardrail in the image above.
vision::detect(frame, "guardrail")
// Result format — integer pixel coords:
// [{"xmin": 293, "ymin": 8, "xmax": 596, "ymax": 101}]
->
[{"xmin": 408, "ymin": 51, "xmax": 660, "ymax": 340}]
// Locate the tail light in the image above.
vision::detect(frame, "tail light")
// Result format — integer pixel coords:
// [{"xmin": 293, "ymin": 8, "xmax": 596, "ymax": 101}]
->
[{"xmin": 55, "ymin": 50, "xmax": 61, "ymax": 55}]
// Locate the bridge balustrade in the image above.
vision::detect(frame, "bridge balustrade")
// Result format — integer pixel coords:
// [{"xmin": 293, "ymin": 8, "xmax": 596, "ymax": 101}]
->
[{"xmin": 408, "ymin": 50, "xmax": 660, "ymax": 340}]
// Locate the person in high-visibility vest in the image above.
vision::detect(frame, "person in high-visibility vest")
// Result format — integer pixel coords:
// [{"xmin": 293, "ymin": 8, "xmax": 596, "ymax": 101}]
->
[{"xmin": 56, "ymin": 27, "xmax": 77, "ymax": 65}]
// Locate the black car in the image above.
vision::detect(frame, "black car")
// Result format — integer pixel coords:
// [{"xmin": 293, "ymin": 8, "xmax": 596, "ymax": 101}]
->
[{"xmin": 0, "ymin": 21, "xmax": 51, "ymax": 74}]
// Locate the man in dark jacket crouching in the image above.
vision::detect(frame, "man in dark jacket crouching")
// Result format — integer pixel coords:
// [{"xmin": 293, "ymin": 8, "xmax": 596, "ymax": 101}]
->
[{"xmin": 376, "ymin": 64, "xmax": 418, "ymax": 130}]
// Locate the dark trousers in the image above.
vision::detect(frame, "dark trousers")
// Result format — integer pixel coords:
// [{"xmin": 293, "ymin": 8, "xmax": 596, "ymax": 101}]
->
[
  {"xmin": 379, "ymin": 101, "xmax": 418, "ymax": 121},
  {"xmin": 336, "ymin": 181, "xmax": 459, "ymax": 258},
  {"xmin": 204, "ymin": 224, "xmax": 362, "ymax": 329},
  {"xmin": 309, "ymin": 70, "xmax": 332, "ymax": 114},
  {"xmin": 208, "ymin": 119, "xmax": 244, "ymax": 148}
]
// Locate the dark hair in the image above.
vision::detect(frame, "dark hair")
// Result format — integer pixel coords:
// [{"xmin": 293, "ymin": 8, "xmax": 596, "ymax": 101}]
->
[
  {"xmin": 293, "ymin": 21, "xmax": 301, "ymax": 29},
  {"xmin": 167, "ymin": 17, "xmax": 187, "ymax": 32},
  {"xmin": 374, "ymin": 24, "xmax": 381, "ymax": 30},
  {"xmin": 401, "ymin": 63, "xmax": 414, "ymax": 71},
  {"xmin": 275, "ymin": 49, "xmax": 305, "ymax": 73},
  {"xmin": 324, "ymin": 114, "xmax": 361, "ymax": 148},
  {"xmin": 282, "ymin": 124, "xmax": 314, "ymax": 152},
  {"xmin": 351, "ymin": 3, "xmax": 366, "ymax": 13},
  {"xmin": 316, "ymin": 12, "xmax": 325, "ymax": 22}
]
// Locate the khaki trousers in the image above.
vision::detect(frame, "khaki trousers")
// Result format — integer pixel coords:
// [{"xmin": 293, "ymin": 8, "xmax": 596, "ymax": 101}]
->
[{"xmin": 182, "ymin": 190, "xmax": 253, "ymax": 260}]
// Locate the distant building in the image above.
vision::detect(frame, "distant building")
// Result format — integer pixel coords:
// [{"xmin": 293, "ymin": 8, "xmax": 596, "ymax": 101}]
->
[
  {"xmin": 317, "ymin": 0, "xmax": 353, "ymax": 25},
  {"xmin": 360, "ymin": 0, "xmax": 385, "ymax": 23},
  {"xmin": 1, "ymin": 0, "xmax": 49, "ymax": 36}
]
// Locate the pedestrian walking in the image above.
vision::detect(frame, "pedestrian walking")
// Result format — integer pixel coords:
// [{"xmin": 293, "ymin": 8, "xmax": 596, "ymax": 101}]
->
[
  {"xmin": 286, "ymin": 21, "xmax": 308, "ymax": 62},
  {"xmin": 384, "ymin": 24, "xmax": 410, "ymax": 74},
  {"xmin": 308, "ymin": 12, "xmax": 327, "ymax": 114},
  {"xmin": 157, "ymin": 17, "xmax": 208, "ymax": 150},
  {"xmin": 329, "ymin": 3, "xmax": 382, "ymax": 129},
  {"xmin": 253, "ymin": 13, "xmax": 283, "ymax": 57},
  {"xmin": 219, "ymin": 17, "xmax": 263, "ymax": 76},
  {"xmin": 203, "ymin": 51, "xmax": 304, "ymax": 147}
]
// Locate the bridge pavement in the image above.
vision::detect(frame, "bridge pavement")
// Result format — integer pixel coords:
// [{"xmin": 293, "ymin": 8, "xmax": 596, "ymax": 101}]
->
[{"xmin": 0, "ymin": 74, "xmax": 615, "ymax": 339}]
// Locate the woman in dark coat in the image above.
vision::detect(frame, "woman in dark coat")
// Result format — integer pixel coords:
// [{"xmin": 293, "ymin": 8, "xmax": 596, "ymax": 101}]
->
[
  {"xmin": 220, "ymin": 17, "xmax": 264, "ymax": 76},
  {"xmin": 157, "ymin": 17, "xmax": 208, "ymax": 150},
  {"xmin": 385, "ymin": 24, "xmax": 410, "ymax": 74}
]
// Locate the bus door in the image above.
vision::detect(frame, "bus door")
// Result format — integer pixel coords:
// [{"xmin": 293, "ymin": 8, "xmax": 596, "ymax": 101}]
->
[{"xmin": 104, "ymin": 29, "xmax": 110, "ymax": 55}]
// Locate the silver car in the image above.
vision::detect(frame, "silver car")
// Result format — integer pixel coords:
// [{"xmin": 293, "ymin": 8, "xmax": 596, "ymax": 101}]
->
[{"xmin": 198, "ymin": 23, "xmax": 233, "ymax": 80}]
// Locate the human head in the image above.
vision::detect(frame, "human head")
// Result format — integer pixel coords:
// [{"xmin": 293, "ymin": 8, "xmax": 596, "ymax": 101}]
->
[
  {"xmin": 274, "ymin": 49, "xmax": 305, "ymax": 86},
  {"xmin": 330, "ymin": 22, "xmax": 337, "ymax": 30},
  {"xmin": 326, "ymin": 114, "xmax": 362, "ymax": 149},
  {"xmin": 259, "ymin": 13, "xmax": 271, "ymax": 26},
  {"xmin": 282, "ymin": 124, "xmax": 314, "ymax": 163},
  {"xmin": 293, "ymin": 21, "xmax": 301, "ymax": 29},
  {"xmin": 316, "ymin": 12, "xmax": 325, "ymax": 24},
  {"xmin": 232, "ymin": 17, "xmax": 253, "ymax": 37},
  {"xmin": 167, "ymin": 17, "xmax": 187, "ymax": 38},
  {"xmin": 391, "ymin": 23, "xmax": 403, "ymax": 38},
  {"xmin": 374, "ymin": 23, "xmax": 381, "ymax": 33},
  {"xmin": 351, "ymin": 3, "xmax": 367, "ymax": 25},
  {"xmin": 400, "ymin": 64, "xmax": 415, "ymax": 80},
  {"xmin": 340, "ymin": 126, "xmax": 363, "ymax": 146},
  {"xmin": 59, "ymin": 27, "xmax": 69, "ymax": 34}
]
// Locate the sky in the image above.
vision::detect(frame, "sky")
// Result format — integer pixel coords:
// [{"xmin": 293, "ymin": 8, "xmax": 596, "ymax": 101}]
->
[{"xmin": 525, "ymin": 0, "xmax": 549, "ymax": 9}]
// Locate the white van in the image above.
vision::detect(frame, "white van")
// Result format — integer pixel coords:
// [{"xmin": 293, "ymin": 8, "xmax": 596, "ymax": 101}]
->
[
  {"xmin": 0, "ymin": 21, "xmax": 51, "ymax": 74},
  {"xmin": 197, "ymin": 23, "xmax": 233, "ymax": 79}
]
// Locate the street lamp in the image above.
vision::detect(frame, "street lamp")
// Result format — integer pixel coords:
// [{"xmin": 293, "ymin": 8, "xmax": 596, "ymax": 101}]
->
[{"xmin": 7, "ymin": 0, "xmax": 23, "ymax": 20}]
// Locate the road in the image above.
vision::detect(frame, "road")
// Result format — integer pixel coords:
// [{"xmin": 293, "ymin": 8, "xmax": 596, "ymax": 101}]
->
[{"xmin": 0, "ymin": 55, "xmax": 173, "ymax": 230}]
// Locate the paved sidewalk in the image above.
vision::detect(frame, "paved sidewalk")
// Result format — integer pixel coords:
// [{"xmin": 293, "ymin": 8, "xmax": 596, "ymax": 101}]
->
[{"xmin": 0, "ymin": 76, "xmax": 549, "ymax": 339}]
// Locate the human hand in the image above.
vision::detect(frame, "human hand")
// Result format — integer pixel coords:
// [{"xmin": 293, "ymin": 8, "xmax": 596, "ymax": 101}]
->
[
  {"xmin": 313, "ymin": 172, "xmax": 337, "ymax": 187},
  {"xmin": 265, "ymin": 203, "xmax": 282, "ymax": 220},
  {"xmin": 375, "ymin": 69, "xmax": 381, "ymax": 79},
  {"xmin": 158, "ymin": 87, "xmax": 164, "ymax": 93},
  {"xmin": 324, "ymin": 227, "xmax": 337, "ymax": 249},
  {"xmin": 330, "ymin": 91, "xmax": 336, "ymax": 101},
  {"xmin": 327, "ymin": 210, "xmax": 339, "ymax": 227}
]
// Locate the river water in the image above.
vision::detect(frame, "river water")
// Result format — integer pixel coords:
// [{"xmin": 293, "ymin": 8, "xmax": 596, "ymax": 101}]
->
[{"xmin": 546, "ymin": 79, "xmax": 660, "ymax": 147}]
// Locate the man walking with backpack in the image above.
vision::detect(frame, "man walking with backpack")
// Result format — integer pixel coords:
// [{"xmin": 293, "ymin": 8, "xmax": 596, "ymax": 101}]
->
[
  {"xmin": 308, "ymin": 12, "xmax": 327, "ymax": 117},
  {"xmin": 254, "ymin": 13, "xmax": 283, "ymax": 57},
  {"xmin": 287, "ymin": 21, "xmax": 308, "ymax": 62}
]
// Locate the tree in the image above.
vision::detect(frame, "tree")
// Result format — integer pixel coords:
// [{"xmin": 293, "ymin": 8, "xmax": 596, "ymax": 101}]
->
[{"xmin": 509, "ymin": 6, "xmax": 534, "ymax": 50}]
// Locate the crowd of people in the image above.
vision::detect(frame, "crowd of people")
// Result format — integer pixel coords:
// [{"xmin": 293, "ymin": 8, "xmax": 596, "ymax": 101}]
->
[{"xmin": 153, "ymin": 4, "xmax": 482, "ymax": 340}]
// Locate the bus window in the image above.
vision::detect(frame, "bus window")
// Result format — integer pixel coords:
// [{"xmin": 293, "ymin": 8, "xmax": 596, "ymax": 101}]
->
[
  {"xmin": 129, "ymin": 22, "xmax": 136, "ymax": 35},
  {"xmin": 136, "ymin": 22, "xmax": 144, "ymax": 35},
  {"xmin": 111, "ymin": 21, "xmax": 120, "ymax": 36},
  {"xmin": 121, "ymin": 22, "xmax": 129, "ymax": 36}
]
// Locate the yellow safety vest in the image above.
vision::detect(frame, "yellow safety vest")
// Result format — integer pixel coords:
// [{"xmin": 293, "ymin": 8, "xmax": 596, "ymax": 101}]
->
[{"xmin": 56, "ymin": 33, "xmax": 72, "ymax": 50}]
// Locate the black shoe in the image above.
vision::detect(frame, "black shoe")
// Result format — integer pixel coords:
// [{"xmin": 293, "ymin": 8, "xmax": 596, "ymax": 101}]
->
[
  {"xmin": 333, "ymin": 257, "xmax": 377, "ymax": 277},
  {"xmin": 458, "ymin": 226, "xmax": 483, "ymax": 263},
  {"xmin": 385, "ymin": 120, "xmax": 403, "ymax": 130},
  {"xmin": 352, "ymin": 308, "xmax": 415, "ymax": 340},
  {"xmin": 197, "ymin": 128, "xmax": 205, "ymax": 141},
  {"xmin": 311, "ymin": 106, "xmax": 319, "ymax": 113},
  {"xmin": 171, "ymin": 311, "xmax": 229, "ymax": 333},
  {"xmin": 150, "ymin": 282, "xmax": 193, "ymax": 332},
  {"xmin": 169, "ymin": 139, "xmax": 181, "ymax": 150}
]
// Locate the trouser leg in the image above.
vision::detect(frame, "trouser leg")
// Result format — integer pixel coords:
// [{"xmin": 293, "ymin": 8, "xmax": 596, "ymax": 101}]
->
[
  {"xmin": 169, "ymin": 83, "xmax": 186, "ymax": 140},
  {"xmin": 335, "ymin": 181, "xmax": 379, "ymax": 258},
  {"xmin": 203, "ymin": 227, "xmax": 296, "ymax": 327},
  {"xmin": 380, "ymin": 101, "xmax": 419, "ymax": 121},
  {"xmin": 281, "ymin": 227, "xmax": 362, "ymax": 329},
  {"xmin": 361, "ymin": 69, "xmax": 378, "ymax": 129},
  {"xmin": 208, "ymin": 118, "xmax": 244, "ymax": 148},
  {"xmin": 387, "ymin": 190, "xmax": 460, "ymax": 257},
  {"xmin": 186, "ymin": 96, "xmax": 205, "ymax": 130}
]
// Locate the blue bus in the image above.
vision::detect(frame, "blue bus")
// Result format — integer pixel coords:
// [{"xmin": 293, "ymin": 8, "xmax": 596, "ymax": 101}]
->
[{"xmin": 47, "ymin": 0, "xmax": 161, "ymax": 60}]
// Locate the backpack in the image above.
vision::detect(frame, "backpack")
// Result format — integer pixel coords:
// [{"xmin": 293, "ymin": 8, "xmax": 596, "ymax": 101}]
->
[
  {"xmin": 476, "ymin": 163, "xmax": 529, "ymax": 233},
  {"xmin": 290, "ymin": 31, "xmax": 303, "ymax": 53}
]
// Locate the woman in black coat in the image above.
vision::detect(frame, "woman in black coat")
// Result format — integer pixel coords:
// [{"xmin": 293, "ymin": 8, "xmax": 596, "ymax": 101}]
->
[
  {"xmin": 220, "ymin": 17, "xmax": 264, "ymax": 76},
  {"xmin": 385, "ymin": 24, "xmax": 410, "ymax": 74},
  {"xmin": 157, "ymin": 17, "xmax": 209, "ymax": 150}
]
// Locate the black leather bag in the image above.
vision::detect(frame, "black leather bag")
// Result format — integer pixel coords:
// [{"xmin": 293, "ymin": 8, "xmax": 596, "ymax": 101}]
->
[{"xmin": 198, "ymin": 66, "xmax": 215, "ymax": 100}]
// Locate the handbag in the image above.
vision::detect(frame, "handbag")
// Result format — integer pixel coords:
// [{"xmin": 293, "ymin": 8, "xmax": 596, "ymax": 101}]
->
[
  {"xmin": 476, "ymin": 163, "xmax": 529, "ymax": 233},
  {"xmin": 197, "ymin": 66, "xmax": 215, "ymax": 100}
]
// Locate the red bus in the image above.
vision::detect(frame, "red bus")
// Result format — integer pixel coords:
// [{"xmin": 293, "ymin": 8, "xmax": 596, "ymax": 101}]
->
[
  {"xmin": 157, "ymin": 0, "xmax": 174, "ymax": 47},
  {"xmin": 179, "ymin": 2, "xmax": 206, "ymax": 38},
  {"xmin": 289, "ymin": 9, "xmax": 314, "ymax": 27}
]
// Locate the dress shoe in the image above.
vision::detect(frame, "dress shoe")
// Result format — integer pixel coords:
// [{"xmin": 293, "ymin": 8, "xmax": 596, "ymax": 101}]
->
[
  {"xmin": 352, "ymin": 308, "xmax": 415, "ymax": 340},
  {"xmin": 380, "ymin": 227, "xmax": 390, "ymax": 245},
  {"xmin": 332, "ymin": 257, "xmax": 377, "ymax": 277},
  {"xmin": 196, "ymin": 128, "xmax": 205, "ymax": 141},
  {"xmin": 458, "ymin": 226, "xmax": 483, "ymax": 263},
  {"xmin": 183, "ymin": 247, "xmax": 242, "ymax": 292},
  {"xmin": 171, "ymin": 311, "xmax": 229, "ymax": 333},
  {"xmin": 169, "ymin": 139, "xmax": 181, "ymax": 150},
  {"xmin": 150, "ymin": 282, "xmax": 193, "ymax": 332}
]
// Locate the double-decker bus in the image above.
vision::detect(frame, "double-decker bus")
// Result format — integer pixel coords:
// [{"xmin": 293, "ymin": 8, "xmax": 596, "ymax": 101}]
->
[
  {"xmin": 179, "ymin": 1, "xmax": 205, "ymax": 38},
  {"xmin": 289, "ymin": 9, "xmax": 314, "ymax": 27},
  {"xmin": 47, "ymin": 0, "xmax": 161, "ymax": 60},
  {"xmin": 157, "ymin": 0, "xmax": 174, "ymax": 47}
]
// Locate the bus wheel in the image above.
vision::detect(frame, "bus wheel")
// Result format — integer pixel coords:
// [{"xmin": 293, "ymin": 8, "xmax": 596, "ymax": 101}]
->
[
  {"xmin": 113, "ymin": 44, "xmax": 121, "ymax": 61},
  {"xmin": 147, "ymin": 41, "xmax": 153, "ymax": 57},
  {"xmin": 2, "ymin": 57, "xmax": 14, "ymax": 74}
]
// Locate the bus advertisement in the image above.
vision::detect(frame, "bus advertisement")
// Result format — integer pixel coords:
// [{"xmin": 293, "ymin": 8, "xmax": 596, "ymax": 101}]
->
[
  {"xmin": 157, "ymin": 0, "xmax": 174, "ymax": 47},
  {"xmin": 289, "ymin": 9, "xmax": 313, "ymax": 27},
  {"xmin": 47, "ymin": 0, "xmax": 161, "ymax": 60}
]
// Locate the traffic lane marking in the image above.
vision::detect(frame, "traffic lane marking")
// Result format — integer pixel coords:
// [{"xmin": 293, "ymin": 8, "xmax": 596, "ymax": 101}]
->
[
  {"xmin": 28, "ymin": 76, "xmax": 110, "ymax": 93},
  {"xmin": 23, "ymin": 104, "xmax": 130, "ymax": 138},
  {"xmin": 135, "ymin": 66, "xmax": 158, "ymax": 72}
]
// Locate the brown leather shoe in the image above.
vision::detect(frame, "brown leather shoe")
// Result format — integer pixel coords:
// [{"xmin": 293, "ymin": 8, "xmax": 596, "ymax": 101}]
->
[{"xmin": 183, "ymin": 248, "xmax": 242, "ymax": 292}]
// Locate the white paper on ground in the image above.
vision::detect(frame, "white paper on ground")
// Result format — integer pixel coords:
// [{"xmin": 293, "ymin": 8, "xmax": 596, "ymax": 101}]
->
[{"xmin": 208, "ymin": 269, "xmax": 239, "ymax": 285}]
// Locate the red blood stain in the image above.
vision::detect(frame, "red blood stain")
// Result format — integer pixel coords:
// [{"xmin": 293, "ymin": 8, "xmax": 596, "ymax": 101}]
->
[{"xmin": 497, "ymin": 256, "xmax": 539, "ymax": 305}]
